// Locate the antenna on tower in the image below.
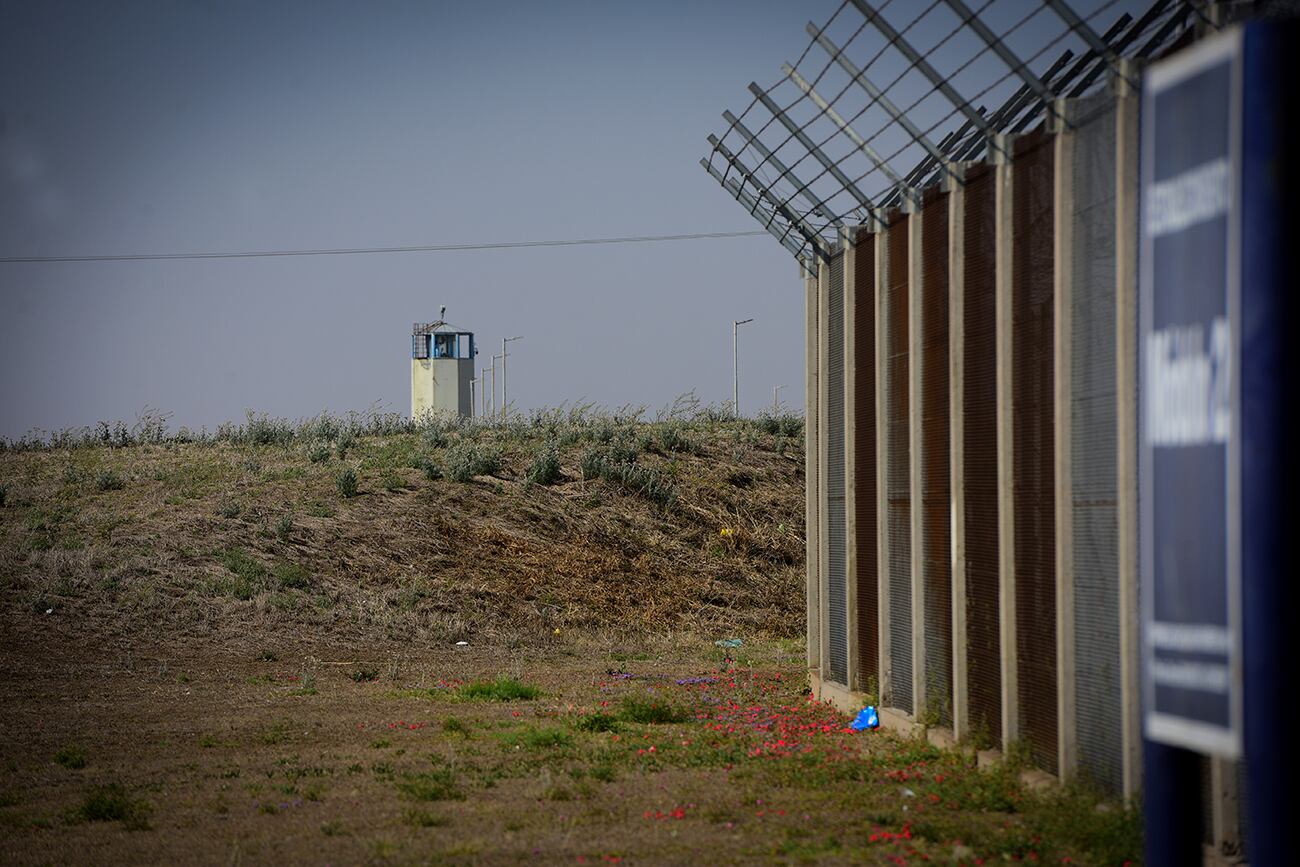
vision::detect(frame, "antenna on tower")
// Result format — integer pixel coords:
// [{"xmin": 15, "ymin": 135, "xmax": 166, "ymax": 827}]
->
[{"xmin": 439, "ymin": 305, "xmax": 447, "ymax": 324}]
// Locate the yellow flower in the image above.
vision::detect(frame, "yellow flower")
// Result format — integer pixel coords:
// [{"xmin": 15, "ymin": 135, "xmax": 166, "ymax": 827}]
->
[{"xmin": 720, "ymin": 528, "xmax": 733, "ymax": 537}]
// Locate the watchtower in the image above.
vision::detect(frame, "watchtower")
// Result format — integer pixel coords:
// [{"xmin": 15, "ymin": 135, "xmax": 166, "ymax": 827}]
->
[{"xmin": 411, "ymin": 316, "xmax": 475, "ymax": 419}]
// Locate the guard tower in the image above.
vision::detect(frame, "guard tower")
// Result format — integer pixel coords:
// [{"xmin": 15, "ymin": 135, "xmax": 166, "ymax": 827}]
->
[{"xmin": 410, "ymin": 315, "xmax": 475, "ymax": 419}]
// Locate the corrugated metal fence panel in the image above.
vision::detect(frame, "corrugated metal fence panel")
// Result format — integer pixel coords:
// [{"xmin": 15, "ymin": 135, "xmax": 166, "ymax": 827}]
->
[
  {"xmin": 1011, "ymin": 129, "xmax": 1058, "ymax": 775},
  {"xmin": 962, "ymin": 164, "xmax": 1002, "ymax": 745},
  {"xmin": 921, "ymin": 188, "xmax": 953, "ymax": 727},
  {"xmin": 854, "ymin": 229, "xmax": 879, "ymax": 690},
  {"xmin": 886, "ymin": 213, "xmax": 913, "ymax": 713},
  {"xmin": 827, "ymin": 251, "xmax": 848, "ymax": 686},
  {"xmin": 1069, "ymin": 95, "xmax": 1123, "ymax": 795}
]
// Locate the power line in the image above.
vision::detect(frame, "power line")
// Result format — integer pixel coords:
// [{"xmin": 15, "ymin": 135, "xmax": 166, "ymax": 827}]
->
[{"xmin": 0, "ymin": 230, "xmax": 769, "ymax": 264}]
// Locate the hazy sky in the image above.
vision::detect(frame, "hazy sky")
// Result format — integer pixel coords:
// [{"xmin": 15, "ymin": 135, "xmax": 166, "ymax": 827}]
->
[
  {"xmin": 0, "ymin": 0, "xmax": 1145, "ymax": 439},
  {"xmin": 0, "ymin": 0, "xmax": 831, "ymax": 438}
]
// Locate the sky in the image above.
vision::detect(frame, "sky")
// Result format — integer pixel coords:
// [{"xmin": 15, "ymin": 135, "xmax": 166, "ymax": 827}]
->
[
  {"xmin": 0, "ymin": 0, "xmax": 829, "ymax": 438},
  {"xmin": 0, "ymin": 0, "xmax": 1147, "ymax": 439}
]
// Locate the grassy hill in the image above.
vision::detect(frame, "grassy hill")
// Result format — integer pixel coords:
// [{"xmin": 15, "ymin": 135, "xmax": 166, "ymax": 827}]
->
[{"xmin": 0, "ymin": 407, "xmax": 806, "ymax": 651}]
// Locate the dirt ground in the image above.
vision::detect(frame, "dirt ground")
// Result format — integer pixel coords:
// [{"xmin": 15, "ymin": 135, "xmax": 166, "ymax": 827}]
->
[
  {"xmin": 0, "ymin": 630, "xmax": 1140, "ymax": 866},
  {"xmin": 0, "ymin": 419, "xmax": 1140, "ymax": 864}
]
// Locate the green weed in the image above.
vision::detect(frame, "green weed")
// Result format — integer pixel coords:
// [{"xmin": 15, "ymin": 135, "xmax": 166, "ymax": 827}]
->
[
  {"xmin": 94, "ymin": 469, "xmax": 124, "ymax": 491},
  {"xmin": 457, "ymin": 677, "xmax": 541, "ymax": 702},
  {"xmin": 70, "ymin": 783, "xmax": 149, "ymax": 830},
  {"xmin": 397, "ymin": 766, "xmax": 461, "ymax": 802},
  {"xmin": 500, "ymin": 726, "xmax": 573, "ymax": 750},
  {"xmin": 619, "ymin": 695, "xmax": 688, "ymax": 724},
  {"xmin": 53, "ymin": 745, "xmax": 86, "ymax": 770},
  {"xmin": 336, "ymin": 468, "xmax": 358, "ymax": 498},
  {"xmin": 403, "ymin": 808, "xmax": 450, "ymax": 828},
  {"xmin": 525, "ymin": 443, "xmax": 563, "ymax": 486},
  {"xmin": 445, "ymin": 443, "xmax": 501, "ymax": 483},
  {"xmin": 273, "ymin": 562, "xmax": 312, "ymax": 591},
  {"xmin": 575, "ymin": 712, "xmax": 621, "ymax": 733},
  {"xmin": 442, "ymin": 717, "xmax": 471, "ymax": 737}
]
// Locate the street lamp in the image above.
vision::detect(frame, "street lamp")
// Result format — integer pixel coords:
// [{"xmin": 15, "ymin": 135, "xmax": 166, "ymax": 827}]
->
[
  {"xmin": 773, "ymin": 384, "xmax": 785, "ymax": 413},
  {"xmin": 501, "ymin": 335, "xmax": 524, "ymax": 420},
  {"xmin": 490, "ymin": 354, "xmax": 504, "ymax": 418},
  {"xmin": 733, "ymin": 318, "xmax": 754, "ymax": 419}
]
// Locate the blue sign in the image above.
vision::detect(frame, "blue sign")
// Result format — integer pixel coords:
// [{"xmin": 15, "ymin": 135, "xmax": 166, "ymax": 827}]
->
[{"xmin": 1139, "ymin": 30, "xmax": 1243, "ymax": 759}]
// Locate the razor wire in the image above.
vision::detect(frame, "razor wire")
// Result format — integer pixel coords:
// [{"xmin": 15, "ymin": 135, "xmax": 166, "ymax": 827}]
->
[{"xmin": 704, "ymin": 0, "xmax": 1198, "ymax": 264}]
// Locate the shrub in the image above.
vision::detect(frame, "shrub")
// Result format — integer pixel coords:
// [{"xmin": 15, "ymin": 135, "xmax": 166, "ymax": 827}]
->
[
  {"xmin": 457, "ymin": 676, "xmax": 541, "ymax": 702},
  {"xmin": 54, "ymin": 745, "xmax": 86, "ymax": 769},
  {"xmin": 419, "ymin": 458, "xmax": 443, "ymax": 481},
  {"xmin": 659, "ymin": 424, "xmax": 696, "ymax": 454},
  {"xmin": 351, "ymin": 667, "xmax": 380, "ymax": 683},
  {"xmin": 307, "ymin": 441, "xmax": 331, "ymax": 463},
  {"xmin": 755, "ymin": 412, "xmax": 803, "ymax": 438},
  {"xmin": 607, "ymin": 462, "xmax": 676, "ymax": 510},
  {"xmin": 579, "ymin": 444, "xmax": 675, "ymax": 508},
  {"xmin": 445, "ymin": 443, "xmax": 501, "ymax": 483},
  {"xmin": 579, "ymin": 447, "xmax": 606, "ymax": 481},
  {"xmin": 336, "ymin": 430, "xmax": 356, "ymax": 458},
  {"xmin": 525, "ymin": 443, "xmax": 563, "ymax": 486},
  {"xmin": 217, "ymin": 499, "xmax": 241, "ymax": 519},
  {"xmin": 95, "ymin": 469, "xmax": 124, "ymax": 491},
  {"xmin": 275, "ymin": 515, "xmax": 293, "ymax": 542},
  {"xmin": 244, "ymin": 411, "xmax": 294, "ymax": 446},
  {"xmin": 336, "ymin": 468, "xmax": 358, "ymax": 498},
  {"xmin": 72, "ymin": 783, "xmax": 149, "ymax": 830},
  {"xmin": 579, "ymin": 442, "xmax": 636, "ymax": 479},
  {"xmin": 422, "ymin": 428, "xmax": 449, "ymax": 450}
]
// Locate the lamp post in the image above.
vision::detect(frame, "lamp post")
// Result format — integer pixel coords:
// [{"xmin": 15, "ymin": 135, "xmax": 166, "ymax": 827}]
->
[
  {"xmin": 773, "ymin": 384, "xmax": 785, "ymax": 413},
  {"xmin": 501, "ymin": 335, "xmax": 523, "ymax": 420},
  {"xmin": 470, "ymin": 377, "xmax": 479, "ymax": 418},
  {"xmin": 490, "ymin": 354, "xmax": 504, "ymax": 419},
  {"xmin": 733, "ymin": 318, "xmax": 754, "ymax": 419},
  {"xmin": 480, "ymin": 368, "xmax": 489, "ymax": 417}
]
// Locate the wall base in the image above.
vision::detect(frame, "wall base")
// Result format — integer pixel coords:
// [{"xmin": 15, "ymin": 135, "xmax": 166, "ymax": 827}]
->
[{"xmin": 809, "ymin": 669, "xmax": 923, "ymax": 737}]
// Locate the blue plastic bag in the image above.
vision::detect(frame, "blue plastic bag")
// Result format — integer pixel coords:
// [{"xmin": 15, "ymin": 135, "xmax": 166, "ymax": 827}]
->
[{"xmin": 849, "ymin": 706, "xmax": 880, "ymax": 731}]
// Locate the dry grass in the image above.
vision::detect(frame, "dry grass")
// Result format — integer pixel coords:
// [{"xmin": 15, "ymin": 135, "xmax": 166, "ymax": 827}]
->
[{"xmin": 0, "ymin": 415, "xmax": 806, "ymax": 651}]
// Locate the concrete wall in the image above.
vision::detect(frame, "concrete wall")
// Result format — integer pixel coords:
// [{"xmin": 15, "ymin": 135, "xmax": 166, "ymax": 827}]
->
[{"xmin": 411, "ymin": 358, "xmax": 470, "ymax": 419}]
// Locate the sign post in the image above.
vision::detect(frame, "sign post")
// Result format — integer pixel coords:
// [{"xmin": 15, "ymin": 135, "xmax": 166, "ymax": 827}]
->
[{"xmin": 1140, "ymin": 21, "xmax": 1297, "ymax": 865}]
